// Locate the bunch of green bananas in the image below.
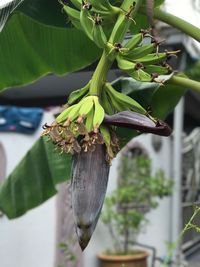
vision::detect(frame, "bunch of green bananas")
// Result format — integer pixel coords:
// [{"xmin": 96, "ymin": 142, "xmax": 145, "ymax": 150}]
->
[
  {"xmin": 115, "ymin": 32, "xmax": 178, "ymax": 82},
  {"xmin": 42, "ymin": 81, "xmax": 120, "ymax": 162},
  {"xmin": 60, "ymin": 0, "xmax": 120, "ymax": 48}
]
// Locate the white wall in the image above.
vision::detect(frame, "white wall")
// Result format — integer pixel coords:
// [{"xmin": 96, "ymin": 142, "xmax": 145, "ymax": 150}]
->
[
  {"xmin": 84, "ymin": 133, "xmax": 173, "ymax": 267},
  {"xmin": 0, "ymin": 112, "xmax": 56, "ymax": 267}
]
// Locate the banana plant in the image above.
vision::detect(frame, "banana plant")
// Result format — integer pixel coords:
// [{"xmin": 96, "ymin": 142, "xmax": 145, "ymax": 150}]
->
[{"xmin": 0, "ymin": 0, "xmax": 200, "ymax": 251}]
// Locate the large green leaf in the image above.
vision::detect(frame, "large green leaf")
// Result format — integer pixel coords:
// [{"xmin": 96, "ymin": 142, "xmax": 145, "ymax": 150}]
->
[
  {"xmin": 0, "ymin": 137, "xmax": 71, "ymax": 219},
  {"xmin": 17, "ymin": 0, "xmax": 67, "ymax": 27},
  {"xmin": 0, "ymin": 12, "xmax": 100, "ymax": 91},
  {"xmin": 151, "ymin": 84, "xmax": 187, "ymax": 119}
]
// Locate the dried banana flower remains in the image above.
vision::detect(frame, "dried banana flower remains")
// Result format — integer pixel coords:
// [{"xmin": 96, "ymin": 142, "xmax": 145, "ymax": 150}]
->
[{"xmin": 43, "ymin": 0, "xmax": 175, "ymax": 250}]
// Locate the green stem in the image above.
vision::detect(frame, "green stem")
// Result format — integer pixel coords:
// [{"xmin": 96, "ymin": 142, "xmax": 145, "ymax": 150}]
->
[
  {"xmin": 161, "ymin": 207, "xmax": 200, "ymax": 267},
  {"xmin": 89, "ymin": 50, "xmax": 113, "ymax": 96},
  {"xmin": 89, "ymin": 0, "xmax": 143, "ymax": 96},
  {"xmin": 168, "ymin": 75, "xmax": 200, "ymax": 93},
  {"xmin": 154, "ymin": 8, "xmax": 200, "ymax": 43}
]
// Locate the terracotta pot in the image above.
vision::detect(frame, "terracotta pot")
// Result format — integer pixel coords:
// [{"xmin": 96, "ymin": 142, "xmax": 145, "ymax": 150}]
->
[{"xmin": 97, "ymin": 251, "xmax": 149, "ymax": 267}]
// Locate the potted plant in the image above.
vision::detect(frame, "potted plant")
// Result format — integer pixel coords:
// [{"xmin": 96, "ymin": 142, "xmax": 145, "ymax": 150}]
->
[{"xmin": 98, "ymin": 147, "xmax": 173, "ymax": 267}]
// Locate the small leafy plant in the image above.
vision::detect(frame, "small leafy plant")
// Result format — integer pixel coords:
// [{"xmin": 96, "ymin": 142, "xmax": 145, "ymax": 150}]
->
[
  {"xmin": 58, "ymin": 242, "xmax": 77, "ymax": 267},
  {"xmin": 102, "ymin": 153, "xmax": 173, "ymax": 255}
]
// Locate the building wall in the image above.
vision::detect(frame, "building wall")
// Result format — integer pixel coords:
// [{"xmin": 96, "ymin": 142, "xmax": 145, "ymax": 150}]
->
[{"xmin": 0, "ymin": 112, "xmax": 56, "ymax": 267}]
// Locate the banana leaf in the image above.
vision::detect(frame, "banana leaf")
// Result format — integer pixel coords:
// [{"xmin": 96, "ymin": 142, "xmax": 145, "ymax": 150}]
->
[
  {"xmin": 0, "ymin": 12, "xmax": 101, "ymax": 91},
  {"xmin": 15, "ymin": 0, "xmax": 165, "ymax": 27},
  {"xmin": 0, "ymin": 137, "xmax": 71, "ymax": 219}
]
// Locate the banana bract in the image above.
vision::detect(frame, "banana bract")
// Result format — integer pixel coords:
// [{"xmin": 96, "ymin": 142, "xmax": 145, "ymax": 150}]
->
[{"xmin": 72, "ymin": 144, "xmax": 110, "ymax": 250}]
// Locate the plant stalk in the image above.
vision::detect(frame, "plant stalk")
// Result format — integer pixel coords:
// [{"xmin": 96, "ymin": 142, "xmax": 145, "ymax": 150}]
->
[
  {"xmin": 168, "ymin": 75, "xmax": 200, "ymax": 94},
  {"xmin": 89, "ymin": 50, "xmax": 113, "ymax": 96},
  {"xmin": 154, "ymin": 8, "xmax": 200, "ymax": 43},
  {"xmin": 89, "ymin": 0, "xmax": 143, "ymax": 96}
]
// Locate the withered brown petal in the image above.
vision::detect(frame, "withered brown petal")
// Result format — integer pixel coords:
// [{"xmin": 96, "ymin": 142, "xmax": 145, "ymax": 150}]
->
[
  {"xmin": 104, "ymin": 111, "xmax": 172, "ymax": 136},
  {"xmin": 71, "ymin": 144, "xmax": 110, "ymax": 250}
]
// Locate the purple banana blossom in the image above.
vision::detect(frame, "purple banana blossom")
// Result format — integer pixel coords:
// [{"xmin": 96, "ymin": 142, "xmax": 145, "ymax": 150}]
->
[{"xmin": 104, "ymin": 111, "xmax": 172, "ymax": 136}]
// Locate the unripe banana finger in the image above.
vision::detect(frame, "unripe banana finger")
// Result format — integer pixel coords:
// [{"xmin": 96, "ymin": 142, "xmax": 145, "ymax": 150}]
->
[
  {"xmin": 79, "ymin": 98, "xmax": 94, "ymax": 116},
  {"xmin": 106, "ymin": 88, "xmax": 126, "ymax": 112},
  {"xmin": 123, "ymin": 43, "xmax": 156, "ymax": 59},
  {"xmin": 68, "ymin": 82, "xmax": 90, "ymax": 105},
  {"xmin": 80, "ymin": 8, "xmax": 94, "ymax": 41},
  {"xmin": 144, "ymin": 64, "xmax": 170, "ymax": 75},
  {"xmin": 105, "ymin": 83, "xmax": 146, "ymax": 114},
  {"xmin": 117, "ymin": 56, "xmax": 136, "ymax": 71},
  {"xmin": 70, "ymin": 0, "xmax": 82, "ymax": 9},
  {"xmin": 85, "ymin": 108, "xmax": 94, "ymax": 132},
  {"xmin": 62, "ymin": 5, "xmax": 82, "ymax": 30},
  {"xmin": 67, "ymin": 102, "xmax": 82, "ymax": 121},
  {"xmin": 109, "ymin": 12, "xmax": 130, "ymax": 44},
  {"xmin": 93, "ymin": 97, "xmax": 105, "ymax": 128},
  {"xmin": 124, "ymin": 33, "xmax": 143, "ymax": 50},
  {"xmin": 134, "ymin": 52, "xmax": 167, "ymax": 64},
  {"xmin": 90, "ymin": 0, "xmax": 113, "ymax": 11},
  {"xmin": 56, "ymin": 105, "xmax": 74, "ymax": 123},
  {"xmin": 101, "ymin": 89, "xmax": 113, "ymax": 115},
  {"xmin": 100, "ymin": 125, "xmax": 111, "ymax": 145},
  {"xmin": 128, "ymin": 69, "xmax": 152, "ymax": 82},
  {"xmin": 92, "ymin": 23, "xmax": 107, "ymax": 48}
]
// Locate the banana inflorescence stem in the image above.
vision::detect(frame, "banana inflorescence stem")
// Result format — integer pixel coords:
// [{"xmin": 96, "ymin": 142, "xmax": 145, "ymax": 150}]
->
[
  {"xmin": 89, "ymin": 50, "xmax": 113, "ymax": 96},
  {"xmin": 168, "ymin": 75, "xmax": 200, "ymax": 93},
  {"xmin": 154, "ymin": 8, "xmax": 200, "ymax": 43},
  {"xmin": 89, "ymin": 0, "xmax": 143, "ymax": 96}
]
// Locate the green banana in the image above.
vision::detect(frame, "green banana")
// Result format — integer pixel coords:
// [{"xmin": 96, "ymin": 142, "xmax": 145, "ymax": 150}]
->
[
  {"xmin": 90, "ymin": 0, "xmax": 113, "ymax": 11},
  {"xmin": 105, "ymin": 83, "xmax": 146, "ymax": 114},
  {"xmin": 70, "ymin": 0, "xmax": 82, "ymax": 9},
  {"xmin": 109, "ymin": 12, "xmax": 131, "ymax": 44},
  {"xmin": 92, "ymin": 18, "xmax": 107, "ymax": 48},
  {"xmin": 63, "ymin": 5, "xmax": 80, "ymax": 20},
  {"xmin": 62, "ymin": 5, "xmax": 82, "ymax": 30},
  {"xmin": 79, "ymin": 97, "xmax": 94, "ymax": 116},
  {"xmin": 117, "ymin": 56, "xmax": 136, "ymax": 71},
  {"xmin": 80, "ymin": 7, "xmax": 94, "ymax": 41},
  {"xmin": 133, "ymin": 52, "xmax": 168, "ymax": 64},
  {"xmin": 106, "ymin": 87, "xmax": 126, "ymax": 112},
  {"xmin": 128, "ymin": 69, "xmax": 152, "ymax": 82},
  {"xmin": 101, "ymin": 89, "xmax": 113, "ymax": 115},
  {"xmin": 144, "ymin": 64, "xmax": 170, "ymax": 75},
  {"xmin": 135, "ymin": 50, "xmax": 180, "ymax": 64},
  {"xmin": 124, "ymin": 32, "xmax": 143, "ymax": 50},
  {"xmin": 56, "ymin": 105, "xmax": 75, "ymax": 123},
  {"xmin": 123, "ymin": 43, "xmax": 156, "ymax": 59},
  {"xmin": 68, "ymin": 83, "xmax": 90, "ymax": 105},
  {"xmin": 67, "ymin": 102, "xmax": 82, "ymax": 121},
  {"xmin": 100, "ymin": 125, "xmax": 111, "ymax": 145},
  {"xmin": 93, "ymin": 97, "xmax": 105, "ymax": 128},
  {"xmin": 85, "ymin": 108, "xmax": 94, "ymax": 132}
]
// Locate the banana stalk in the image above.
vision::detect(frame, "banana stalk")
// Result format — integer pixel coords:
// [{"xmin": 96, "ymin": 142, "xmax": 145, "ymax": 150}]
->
[{"xmin": 72, "ymin": 144, "xmax": 110, "ymax": 250}]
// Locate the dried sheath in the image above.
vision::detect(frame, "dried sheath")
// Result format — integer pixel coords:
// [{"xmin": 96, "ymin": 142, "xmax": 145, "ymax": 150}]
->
[
  {"xmin": 104, "ymin": 111, "xmax": 172, "ymax": 136},
  {"xmin": 72, "ymin": 144, "xmax": 110, "ymax": 250}
]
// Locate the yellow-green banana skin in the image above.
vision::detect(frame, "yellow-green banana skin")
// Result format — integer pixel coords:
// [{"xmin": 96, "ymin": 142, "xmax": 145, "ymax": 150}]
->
[{"xmin": 72, "ymin": 144, "xmax": 110, "ymax": 250}]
